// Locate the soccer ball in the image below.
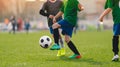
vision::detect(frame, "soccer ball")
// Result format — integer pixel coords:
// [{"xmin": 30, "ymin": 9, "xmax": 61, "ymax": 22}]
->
[{"xmin": 39, "ymin": 35, "xmax": 52, "ymax": 48}]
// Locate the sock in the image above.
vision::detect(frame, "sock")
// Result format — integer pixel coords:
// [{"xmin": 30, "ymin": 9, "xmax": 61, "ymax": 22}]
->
[
  {"xmin": 53, "ymin": 28, "xmax": 59, "ymax": 45},
  {"xmin": 67, "ymin": 41, "xmax": 80, "ymax": 55},
  {"xmin": 112, "ymin": 36, "xmax": 119, "ymax": 55},
  {"xmin": 59, "ymin": 37, "xmax": 64, "ymax": 48}
]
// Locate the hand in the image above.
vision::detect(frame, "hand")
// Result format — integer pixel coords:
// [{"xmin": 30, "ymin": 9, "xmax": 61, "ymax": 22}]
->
[
  {"xmin": 53, "ymin": 17, "xmax": 56, "ymax": 23},
  {"xmin": 98, "ymin": 17, "xmax": 104, "ymax": 25},
  {"xmin": 80, "ymin": 6, "xmax": 84, "ymax": 11},
  {"xmin": 49, "ymin": 15, "xmax": 54, "ymax": 19},
  {"xmin": 99, "ymin": 17, "xmax": 103, "ymax": 22},
  {"xmin": 78, "ymin": 4, "xmax": 84, "ymax": 11}
]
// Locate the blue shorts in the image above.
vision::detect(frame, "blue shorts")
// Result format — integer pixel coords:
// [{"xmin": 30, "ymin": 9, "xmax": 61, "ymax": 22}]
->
[
  {"xmin": 49, "ymin": 27, "xmax": 53, "ymax": 34},
  {"xmin": 49, "ymin": 18, "xmax": 62, "ymax": 34},
  {"xmin": 113, "ymin": 23, "xmax": 120, "ymax": 36},
  {"xmin": 58, "ymin": 20, "xmax": 74, "ymax": 37},
  {"xmin": 49, "ymin": 26, "xmax": 62, "ymax": 34}
]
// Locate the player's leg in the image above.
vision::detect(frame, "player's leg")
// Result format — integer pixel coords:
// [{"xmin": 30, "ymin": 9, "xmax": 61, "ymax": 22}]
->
[
  {"xmin": 112, "ymin": 36, "xmax": 119, "ymax": 55},
  {"xmin": 59, "ymin": 32, "xmax": 64, "ymax": 48},
  {"xmin": 52, "ymin": 20, "xmax": 66, "ymax": 56},
  {"xmin": 56, "ymin": 20, "xmax": 71, "ymax": 56},
  {"xmin": 26, "ymin": 27, "xmax": 29, "ymax": 34},
  {"xmin": 58, "ymin": 29, "xmax": 65, "ymax": 56},
  {"xmin": 50, "ymin": 23, "xmax": 61, "ymax": 50},
  {"xmin": 64, "ymin": 35, "xmax": 81, "ymax": 59},
  {"xmin": 112, "ymin": 35, "xmax": 119, "ymax": 61},
  {"xmin": 49, "ymin": 27, "xmax": 60, "ymax": 50},
  {"xmin": 59, "ymin": 20, "xmax": 81, "ymax": 58},
  {"xmin": 112, "ymin": 24, "xmax": 120, "ymax": 61},
  {"xmin": 12, "ymin": 23, "xmax": 15, "ymax": 34}
]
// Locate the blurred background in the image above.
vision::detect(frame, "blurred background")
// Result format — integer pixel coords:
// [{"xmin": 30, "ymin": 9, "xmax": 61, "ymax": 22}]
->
[{"xmin": 0, "ymin": 0, "xmax": 113, "ymax": 32}]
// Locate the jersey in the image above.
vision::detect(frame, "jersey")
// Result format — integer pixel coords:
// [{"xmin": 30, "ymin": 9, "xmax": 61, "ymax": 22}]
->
[
  {"xmin": 105, "ymin": 0, "xmax": 120, "ymax": 24},
  {"xmin": 60, "ymin": 0, "xmax": 80, "ymax": 26},
  {"xmin": 40, "ymin": 0, "xmax": 63, "ymax": 27}
]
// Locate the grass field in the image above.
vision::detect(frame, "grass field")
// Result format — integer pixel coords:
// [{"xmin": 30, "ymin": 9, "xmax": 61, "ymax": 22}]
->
[{"xmin": 0, "ymin": 30, "xmax": 120, "ymax": 67}]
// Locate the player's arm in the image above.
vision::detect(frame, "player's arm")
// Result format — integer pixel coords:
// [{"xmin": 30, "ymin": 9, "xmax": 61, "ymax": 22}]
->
[
  {"xmin": 99, "ymin": 8, "xmax": 112, "ymax": 22},
  {"xmin": 53, "ymin": 11, "xmax": 63, "ymax": 23},
  {"xmin": 39, "ymin": 10, "xmax": 49, "ymax": 17},
  {"xmin": 39, "ymin": 2, "xmax": 49, "ymax": 17},
  {"xmin": 78, "ymin": 3, "xmax": 84, "ymax": 11},
  {"xmin": 53, "ymin": 2, "xmax": 64, "ymax": 23}
]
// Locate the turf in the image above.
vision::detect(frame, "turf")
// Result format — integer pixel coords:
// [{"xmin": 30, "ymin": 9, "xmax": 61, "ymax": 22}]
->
[{"xmin": 0, "ymin": 30, "xmax": 120, "ymax": 67}]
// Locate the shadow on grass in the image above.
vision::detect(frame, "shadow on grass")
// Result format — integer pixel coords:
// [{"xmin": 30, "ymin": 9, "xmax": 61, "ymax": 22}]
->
[
  {"xmin": 59, "ymin": 56, "xmax": 103, "ymax": 65},
  {"xmin": 45, "ymin": 56, "xmax": 120, "ymax": 66},
  {"xmin": 111, "ymin": 61, "xmax": 120, "ymax": 63}
]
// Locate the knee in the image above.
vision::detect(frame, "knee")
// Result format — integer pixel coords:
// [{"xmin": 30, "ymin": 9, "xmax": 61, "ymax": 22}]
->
[
  {"xmin": 52, "ymin": 23, "xmax": 57, "ymax": 29},
  {"xmin": 52, "ymin": 24, "xmax": 55, "ymax": 29},
  {"xmin": 52, "ymin": 23, "xmax": 60, "ymax": 29},
  {"xmin": 65, "ymin": 36, "xmax": 70, "ymax": 43}
]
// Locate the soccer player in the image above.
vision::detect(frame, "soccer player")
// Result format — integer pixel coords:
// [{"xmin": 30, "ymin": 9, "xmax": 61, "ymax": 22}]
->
[
  {"xmin": 39, "ymin": 0, "xmax": 65, "ymax": 56},
  {"xmin": 9, "ymin": 15, "xmax": 17, "ymax": 34},
  {"xmin": 52, "ymin": 0, "xmax": 84, "ymax": 59},
  {"xmin": 24, "ymin": 19, "xmax": 30, "ymax": 34},
  {"xmin": 99, "ymin": 0, "xmax": 120, "ymax": 61}
]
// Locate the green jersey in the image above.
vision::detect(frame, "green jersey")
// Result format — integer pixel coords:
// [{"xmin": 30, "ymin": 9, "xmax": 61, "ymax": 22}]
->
[
  {"xmin": 105, "ymin": 0, "xmax": 120, "ymax": 24},
  {"xmin": 61, "ymin": 0, "xmax": 80, "ymax": 26}
]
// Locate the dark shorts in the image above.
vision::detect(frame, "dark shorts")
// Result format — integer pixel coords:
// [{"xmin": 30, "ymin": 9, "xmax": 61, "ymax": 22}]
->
[
  {"xmin": 49, "ymin": 27, "xmax": 53, "ymax": 34},
  {"xmin": 113, "ymin": 23, "xmax": 120, "ymax": 36},
  {"xmin": 58, "ymin": 20, "xmax": 74, "ymax": 37}
]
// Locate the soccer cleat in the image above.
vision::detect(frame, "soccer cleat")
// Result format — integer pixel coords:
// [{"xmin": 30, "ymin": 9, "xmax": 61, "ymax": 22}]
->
[
  {"xmin": 57, "ymin": 50, "xmax": 61, "ymax": 56},
  {"xmin": 112, "ymin": 55, "xmax": 119, "ymax": 61},
  {"xmin": 50, "ymin": 43, "xmax": 60, "ymax": 50},
  {"xmin": 69, "ymin": 54, "xmax": 81, "ymax": 59},
  {"xmin": 60, "ymin": 48, "xmax": 65, "ymax": 56},
  {"xmin": 57, "ymin": 48, "xmax": 66, "ymax": 57}
]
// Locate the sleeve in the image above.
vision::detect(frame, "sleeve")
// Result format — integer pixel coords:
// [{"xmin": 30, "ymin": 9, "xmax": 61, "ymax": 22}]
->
[
  {"xmin": 60, "ymin": 1, "xmax": 63, "ymax": 9},
  {"xmin": 60, "ymin": 3, "xmax": 64, "ymax": 13},
  {"xmin": 104, "ymin": 0, "xmax": 113, "ymax": 9},
  {"xmin": 60, "ymin": 0, "xmax": 67, "ymax": 13},
  {"xmin": 39, "ymin": 2, "xmax": 49, "ymax": 17}
]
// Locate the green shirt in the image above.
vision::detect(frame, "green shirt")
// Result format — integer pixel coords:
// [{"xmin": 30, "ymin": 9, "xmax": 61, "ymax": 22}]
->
[
  {"xmin": 61, "ymin": 0, "xmax": 80, "ymax": 26},
  {"xmin": 105, "ymin": 0, "xmax": 120, "ymax": 24}
]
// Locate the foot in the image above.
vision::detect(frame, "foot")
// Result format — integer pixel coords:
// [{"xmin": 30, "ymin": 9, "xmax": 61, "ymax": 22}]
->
[
  {"xmin": 57, "ymin": 50, "xmax": 61, "ymax": 56},
  {"xmin": 60, "ymin": 48, "xmax": 65, "ymax": 56},
  {"xmin": 69, "ymin": 54, "xmax": 81, "ymax": 59},
  {"xmin": 57, "ymin": 48, "xmax": 66, "ymax": 56},
  {"xmin": 112, "ymin": 55, "xmax": 119, "ymax": 61},
  {"xmin": 50, "ymin": 43, "xmax": 60, "ymax": 50}
]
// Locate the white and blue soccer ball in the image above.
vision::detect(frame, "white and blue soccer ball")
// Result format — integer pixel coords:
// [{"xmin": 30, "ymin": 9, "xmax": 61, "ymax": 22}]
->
[{"xmin": 39, "ymin": 35, "xmax": 52, "ymax": 48}]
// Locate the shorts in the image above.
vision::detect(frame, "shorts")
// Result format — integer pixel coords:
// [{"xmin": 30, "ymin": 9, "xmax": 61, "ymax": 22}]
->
[
  {"xmin": 58, "ymin": 20, "xmax": 74, "ymax": 37},
  {"xmin": 49, "ymin": 27, "xmax": 53, "ymax": 34},
  {"xmin": 113, "ymin": 23, "xmax": 120, "ymax": 36},
  {"xmin": 49, "ymin": 18, "xmax": 62, "ymax": 34}
]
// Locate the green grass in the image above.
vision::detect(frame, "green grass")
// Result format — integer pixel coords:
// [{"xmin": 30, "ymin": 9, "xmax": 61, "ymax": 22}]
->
[{"xmin": 0, "ymin": 30, "xmax": 120, "ymax": 67}]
